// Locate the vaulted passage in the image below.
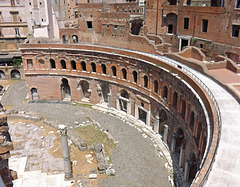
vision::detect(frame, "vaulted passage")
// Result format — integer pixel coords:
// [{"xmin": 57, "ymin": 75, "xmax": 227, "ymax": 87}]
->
[{"xmin": 61, "ymin": 78, "xmax": 71, "ymax": 100}]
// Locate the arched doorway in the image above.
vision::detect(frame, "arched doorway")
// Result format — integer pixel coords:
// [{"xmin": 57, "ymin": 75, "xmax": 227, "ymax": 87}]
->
[
  {"xmin": 79, "ymin": 80, "xmax": 91, "ymax": 101},
  {"xmin": 131, "ymin": 19, "xmax": 143, "ymax": 35},
  {"xmin": 101, "ymin": 84, "xmax": 110, "ymax": 103},
  {"xmin": 0, "ymin": 70, "xmax": 5, "ymax": 79},
  {"xmin": 11, "ymin": 70, "xmax": 21, "ymax": 79},
  {"xmin": 165, "ymin": 13, "xmax": 178, "ymax": 34},
  {"xmin": 31, "ymin": 88, "xmax": 38, "ymax": 101},
  {"xmin": 174, "ymin": 128, "xmax": 185, "ymax": 155},
  {"xmin": 159, "ymin": 109, "xmax": 168, "ymax": 133},
  {"xmin": 61, "ymin": 78, "xmax": 71, "ymax": 100},
  {"xmin": 118, "ymin": 89, "xmax": 129, "ymax": 113},
  {"xmin": 188, "ymin": 153, "xmax": 198, "ymax": 183}
]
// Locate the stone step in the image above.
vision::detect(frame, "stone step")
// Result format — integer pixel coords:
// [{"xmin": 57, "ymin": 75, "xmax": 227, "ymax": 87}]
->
[{"xmin": 20, "ymin": 170, "xmax": 42, "ymax": 187}]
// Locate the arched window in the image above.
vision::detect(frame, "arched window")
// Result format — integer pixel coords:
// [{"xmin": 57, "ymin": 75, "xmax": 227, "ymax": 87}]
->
[
  {"xmin": 112, "ymin": 66, "xmax": 116, "ymax": 77},
  {"xmin": 71, "ymin": 60, "xmax": 76, "ymax": 70},
  {"xmin": 181, "ymin": 101, "xmax": 186, "ymax": 118},
  {"xmin": 163, "ymin": 86, "xmax": 168, "ymax": 100},
  {"xmin": 190, "ymin": 111, "xmax": 195, "ymax": 130},
  {"xmin": 101, "ymin": 64, "xmax": 106, "ymax": 74},
  {"xmin": 81, "ymin": 61, "xmax": 86, "ymax": 71},
  {"xmin": 197, "ymin": 123, "xmax": 202, "ymax": 144},
  {"xmin": 173, "ymin": 92, "xmax": 178, "ymax": 108},
  {"xmin": 72, "ymin": 35, "xmax": 78, "ymax": 43},
  {"xmin": 91, "ymin": 62, "xmax": 96, "ymax": 72},
  {"xmin": 50, "ymin": 59, "xmax": 56, "ymax": 69},
  {"xmin": 154, "ymin": 80, "xmax": 158, "ymax": 93},
  {"xmin": 133, "ymin": 71, "xmax": 137, "ymax": 83},
  {"xmin": 60, "ymin": 60, "xmax": 66, "ymax": 69},
  {"xmin": 122, "ymin": 68, "xmax": 127, "ymax": 80},
  {"xmin": 144, "ymin": 75, "xmax": 148, "ymax": 88}
]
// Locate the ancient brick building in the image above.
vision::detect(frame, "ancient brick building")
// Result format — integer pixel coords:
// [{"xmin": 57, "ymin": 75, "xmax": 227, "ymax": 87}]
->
[
  {"xmin": 145, "ymin": 0, "xmax": 240, "ymax": 61},
  {"xmin": 8, "ymin": 0, "xmax": 238, "ymax": 186},
  {"xmin": 21, "ymin": 43, "xmax": 220, "ymax": 186}
]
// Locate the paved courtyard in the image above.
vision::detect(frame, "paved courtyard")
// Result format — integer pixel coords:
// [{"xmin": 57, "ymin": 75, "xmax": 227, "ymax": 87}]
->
[{"xmin": 2, "ymin": 80, "xmax": 171, "ymax": 187}]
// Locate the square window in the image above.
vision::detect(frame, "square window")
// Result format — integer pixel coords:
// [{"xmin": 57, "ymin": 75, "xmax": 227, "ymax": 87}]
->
[
  {"xmin": 236, "ymin": 0, "xmax": 240, "ymax": 8},
  {"xmin": 202, "ymin": 19, "xmax": 208, "ymax": 33},
  {"xmin": 87, "ymin": 21, "xmax": 92, "ymax": 29},
  {"xmin": 184, "ymin": 18, "xmax": 189, "ymax": 30},
  {"xmin": 232, "ymin": 25, "xmax": 240, "ymax": 37}
]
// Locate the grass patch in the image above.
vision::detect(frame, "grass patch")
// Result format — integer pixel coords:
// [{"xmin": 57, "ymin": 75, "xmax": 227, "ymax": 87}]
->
[
  {"xmin": 75, "ymin": 102, "xmax": 93, "ymax": 108},
  {"xmin": 75, "ymin": 125, "xmax": 116, "ymax": 156},
  {"xmin": 3, "ymin": 105, "xmax": 13, "ymax": 111}
]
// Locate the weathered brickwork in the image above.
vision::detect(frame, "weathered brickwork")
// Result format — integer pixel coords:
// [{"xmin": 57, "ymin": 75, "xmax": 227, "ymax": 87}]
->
[{"xmin": 145, "ymin": 0, "xmax": 240, "ymax": 61}]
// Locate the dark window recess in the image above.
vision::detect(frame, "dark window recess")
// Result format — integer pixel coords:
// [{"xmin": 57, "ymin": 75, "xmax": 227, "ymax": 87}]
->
[
  {"xmin": 202, "ymin": 19, "xmax": 208, "ymax": 33},
  {"xmin": 91, "ymin": 63, "xmax": 96, "ymax": 72},
  {"xmin": 87, "ymin": 21, "xmax": 92, "ymax": 29},
  {"xmin": 184, "ymin": 18, "xmax": 189, "ymax": 30},
  {"xmin": 112, "ymin": 66, "xmax": 116, "ymax": 76},
  {"xmin": 101, "ymin": 64, "xmax": 106, "ymax": 74},
  {"xmin": 237, "ymin": 0, "xmax": 240, "ymax": 8},
  {"xmin": 168, "ymin": 24, "xmax": 173, "ymax": 34},
  {"xmin": 232, "ymin": 25, "xmax": 240, "ymax": 37}
]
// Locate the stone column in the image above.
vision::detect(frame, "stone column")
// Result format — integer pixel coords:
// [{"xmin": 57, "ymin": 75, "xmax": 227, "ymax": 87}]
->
[
  {"xmin": 135, "ymin": 104, "xmax": 139, "ymax": 119},
  {"xmin": 107, "ymin": 94, "xmax": 111, "ymax": 108},
  {"xmin": 59, "ymin": 125, "xmax": 72, "ymax": 179},
  {"xmin": 163, "ymin": 124, "xmax": 168, "ymax": 144},
  {"xmin": 127, "ymin": 100, "xmax": 131, "ymax": 114},
  {"xmin": 179, "ymin": 146, "xmax": 185, "ymax": 168},
  {"xmin": 146, "ymin": 111, "xmax": 151, "ymax": 126},
  {"xmin": 184, "ymin": 160, "xmax": 190, "ymax": 182},
  {"xmin": 171, "ymin": 135, "xmax": 176, "ymax": 153},
  {"xmin": 116, "ymin": 97, "xmax": 120, "ymax": 110},
  {"xmin": 153, "ymin": 116, "xmax": 159, "ymax": 133}
]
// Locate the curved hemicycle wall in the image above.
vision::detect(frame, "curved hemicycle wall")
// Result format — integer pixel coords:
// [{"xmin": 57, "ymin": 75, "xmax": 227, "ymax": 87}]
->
[{"xmin": 21, "ymin": 44, "xmax": 220, "ymax": 186}]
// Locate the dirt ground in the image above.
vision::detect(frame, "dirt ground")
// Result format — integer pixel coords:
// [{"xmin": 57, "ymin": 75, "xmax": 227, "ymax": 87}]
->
[{"xmin": 9, "ymin": 118, "xmax": 108, "ymax": 186}]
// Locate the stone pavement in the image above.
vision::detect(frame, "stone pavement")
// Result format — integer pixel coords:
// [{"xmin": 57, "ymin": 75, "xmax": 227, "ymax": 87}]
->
[
  {"xmin": 2, "ymin": 81, "xmax": 171, "ymax": 187},
  {"xmin": 9, "ymin": 157, "xmax": 74, "ymax": 187}
]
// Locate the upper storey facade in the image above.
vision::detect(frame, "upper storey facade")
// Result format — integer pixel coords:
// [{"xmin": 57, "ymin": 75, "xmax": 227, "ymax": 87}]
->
[{"xmin": 145, "ymin": 0, "xmax": 240, "ymax": 61}]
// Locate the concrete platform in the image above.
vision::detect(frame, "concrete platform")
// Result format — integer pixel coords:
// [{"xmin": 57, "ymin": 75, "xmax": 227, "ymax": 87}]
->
[{"xmin": 9, "ymin": 157, "xmax": 74, "ymax": 187}]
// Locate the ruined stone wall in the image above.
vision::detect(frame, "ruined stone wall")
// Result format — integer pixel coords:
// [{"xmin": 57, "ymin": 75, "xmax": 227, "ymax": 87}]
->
[{"xmin": 0, "ymin": 107, "xmax": 17, "ymax": 186}]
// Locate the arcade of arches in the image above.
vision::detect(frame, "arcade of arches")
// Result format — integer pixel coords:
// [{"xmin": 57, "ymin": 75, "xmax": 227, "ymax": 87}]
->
[{"xmin": 21, "ymin": 45, "xmax": 211, "ymax": 186}]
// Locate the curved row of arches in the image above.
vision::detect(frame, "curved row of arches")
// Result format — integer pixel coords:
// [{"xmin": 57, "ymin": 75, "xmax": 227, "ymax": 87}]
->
[
  {"xmin": 29, "ymin": 76, "xmax": 203, "ymax": 185},
  {"xmin": 25, "ymin": 51, "xmax": 208, "ymax": 186},
  {"xmin": 0, "ymin": 69, "xmax": 21, "ymax": 79},
  {"xmin": 30, "ymin": 57, "xmax": 206, "ymax": 138}
]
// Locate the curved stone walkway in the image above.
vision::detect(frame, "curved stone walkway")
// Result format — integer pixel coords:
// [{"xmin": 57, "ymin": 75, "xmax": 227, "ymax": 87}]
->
[
  {"xmin": 142, "ymin": 54, "xmax": 240, "ymax": 187},
  {"xmin": 2, "ymin": 81, "xmax": 171, "ymax": 187}
]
